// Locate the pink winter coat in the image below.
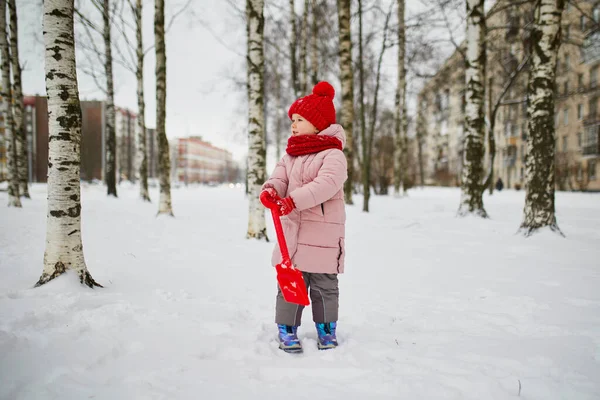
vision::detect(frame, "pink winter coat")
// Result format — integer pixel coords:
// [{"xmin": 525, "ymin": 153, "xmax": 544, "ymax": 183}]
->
[{"xmin": 263, "ymin": 124, "xmax": 348, "ymax": 274}]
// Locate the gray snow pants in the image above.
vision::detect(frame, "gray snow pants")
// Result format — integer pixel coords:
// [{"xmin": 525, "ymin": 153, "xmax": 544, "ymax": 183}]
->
[{"xmin": 275, "ymin": 272, "xmax": 339, "ymax": 326}]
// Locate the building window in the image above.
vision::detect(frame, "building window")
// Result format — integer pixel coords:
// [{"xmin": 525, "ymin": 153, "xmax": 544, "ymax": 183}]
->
[
  {"xmin": 564, "ymin": 24, "xmax": 570, "ymax": 39},
  {"xmin": 589, "ymin": 160, "xmax": 597, "ymax": 180},
  {"xmin": 577, "ymin": 163, "xmax": 583, "ymax": 181},
  {"xmin": 590, "ymin": 97, "xmax": 598, "ymax": 119},
  {"xmin": 580, "ymin": 15, "xmax": 586, "ymax": 31},
  {"xmin": 591, "ymin": 66, "xmax": 598, "ymax": 88},
  {"xmin": 578, "ymin": 73, "xmax": 584, "ymax": 90},
  {"xmin": 564, "ymin": 81, "xmax": 569, "ymax": 95},
  {"xmin": 594, "ymin": 6, "xmax": 600, "ymax": 23},
  {"xmin": 578, "ymin": 104, "xmax": 583, "ymax": 120},
  {"xmin": 577, "ymin": 132, "xmax": 582, "ymax": 147},
  {"xmin": 563, "ymin": 136, "xmax": 568, "ymax": 151},
  {"xmin": 563, "ymin": 108, "xmax": 569, "ymax": 126},
  {"xmin": 565, "ymin": 55, "xmax": 570, "ymax": 71}
]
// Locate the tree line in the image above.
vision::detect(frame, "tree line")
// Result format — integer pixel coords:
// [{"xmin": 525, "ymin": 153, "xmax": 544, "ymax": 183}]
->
[{"xmin": 244, "ymin": 0, "xmax": 597, "ymax": 241}]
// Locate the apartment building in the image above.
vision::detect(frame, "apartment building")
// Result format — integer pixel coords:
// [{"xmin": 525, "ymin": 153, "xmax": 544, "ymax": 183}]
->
[
  {"xmin": 174, "ymin": 136, "xmax": 237, "ymax": 184},
  {"xmin": 418, "ymin": 1, "xmax": 600, "ymax": 191}
]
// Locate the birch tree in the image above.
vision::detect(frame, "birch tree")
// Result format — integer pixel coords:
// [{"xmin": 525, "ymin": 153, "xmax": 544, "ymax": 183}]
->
[
  {"xmin": 132, "ymin": 0, "xmax": 150, "ymax": 202},
  {"xmin": 393, "ymin": 0, "xmax": 408, "ymax": 197},
  {"xmin": 457, "ymin": 0, "xmax": 487, "ymax": 217},
  {"xmin": 103, "ymin": 0, "xmax": 117, "ymax": 197},
  {"xmin": 155, "ymin": 0, "xmax": 173, "ymax": 216},
  {"xmin": 519, "ymin": 0, "xmax": 565, "ymax": 236},
  {"xmin": 0, "ymin": 0, "xmax": 20, "ymax": 207},
  {"xmin": 37, "ymin": 0, "xmax": 101, "ymax": 288},
  {"xmin": 337, "ymin": 0, "xmax": 355, "ymax": 204},
  {"xmin": 8, "ymin": 0, "xmax": 28, "ymax": 198},
  {"xmin": 246, "ymin": 0, "xmax": 268, "ymax": 240}
]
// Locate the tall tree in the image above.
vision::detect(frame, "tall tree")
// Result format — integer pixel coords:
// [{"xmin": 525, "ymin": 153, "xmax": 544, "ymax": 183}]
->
[
  {"xmin": 246, "ymin": 0, "xmax": 268, "ymax": 240},
  {"xmin": 132, "ymin": 0, "xmax": 150, "ymax": 202},
  {"xmin": 393, "ymin": 0, "xmax": 408, "ymax": 197},
  {"xmin": 8, "ymin": 0, "xmax": 28, "ymax": 198},
  {"xmin": 37, "ymin": 0, "xmax": 101, "ymax": 288},
  {"xmin": 361, "ymin": 2, "xmax": 393, "ymax": 212},
  {"xmin": 155, "ymin": 0, "xmax": 173, "ymax": 216},
  {"xmin": 310, "ymin": 0, "xmax": 319, "ymax": 85},
  {"xmin": 519, "ymin": 0, "xmax": 565, "ymax": 236},
  {"xmin": 337, "ymin": 0, "xmax": 355, "ymax": 204},
  {"xmin": 458, "ymin": 0, "xmax": 487, "ymax": 217},
  {"xmin": 0, "ymin": 0, "xmax": 20, "ymax": 207},
  {"xmin": 102, "ymin": 0, "xmax": 117, "ymax": 197},
  {"xmin": 289, "ymin": 0, "xmax": 300, "ymax": 97},
  {"xmin": 299, "ymin": 0, "xmax": 309, "ymax": 93}
]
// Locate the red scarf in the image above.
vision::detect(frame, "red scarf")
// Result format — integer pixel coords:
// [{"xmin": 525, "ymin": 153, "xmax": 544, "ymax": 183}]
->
[{"xmin": 286, "ymin": 134, "xmax": 342, "ymax": 156}]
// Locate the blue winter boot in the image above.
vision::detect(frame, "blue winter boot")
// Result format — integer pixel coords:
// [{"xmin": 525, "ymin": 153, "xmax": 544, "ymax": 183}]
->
[
  {"xmin": 315, "ymin": 322, "xmax": 338, "ymax": 350},
  {"xmin": 277, "ymin": 324, "xmax": 302, "ymax": 353}
]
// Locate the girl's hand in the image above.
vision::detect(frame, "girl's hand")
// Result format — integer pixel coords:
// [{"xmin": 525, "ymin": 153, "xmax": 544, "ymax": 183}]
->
[
  {"xmin": 260, "ymin": 188, "xmax": 280, "ymax": 209},
  {"xmin": 276, "ymin": 197, "xmax": 296, "ymax": 216}
]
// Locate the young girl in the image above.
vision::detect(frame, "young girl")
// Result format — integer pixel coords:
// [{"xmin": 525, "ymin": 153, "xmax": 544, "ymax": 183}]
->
[{"xmin": 260, "ymin": 81, "xmax": 348, "ymax": 353}]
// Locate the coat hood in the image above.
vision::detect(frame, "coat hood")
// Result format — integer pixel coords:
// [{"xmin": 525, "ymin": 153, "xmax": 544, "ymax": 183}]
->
[{"xmin": 318, "ymin": 124, "xmax": 346, "ymax": 150}]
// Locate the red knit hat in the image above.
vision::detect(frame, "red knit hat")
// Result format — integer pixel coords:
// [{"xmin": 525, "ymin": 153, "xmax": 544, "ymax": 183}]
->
[{"xmin": 288, "ymin": 81, "xmax": 336, "ymax": 131}]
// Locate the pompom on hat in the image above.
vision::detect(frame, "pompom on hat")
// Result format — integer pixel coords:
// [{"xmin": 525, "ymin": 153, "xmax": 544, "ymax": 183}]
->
[{"xmin": 288, "ymin": 81, "xmax": 336, "ymax": 131}]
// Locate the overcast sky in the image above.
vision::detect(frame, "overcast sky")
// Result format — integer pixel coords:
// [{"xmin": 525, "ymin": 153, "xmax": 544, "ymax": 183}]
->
[
  {"xmin": 20, "ymin": 0, "xmax": 249, "ymax": 163},
  {"xmin": 19, "ymin": 0, "xmax": 467, "ymax": 166}
]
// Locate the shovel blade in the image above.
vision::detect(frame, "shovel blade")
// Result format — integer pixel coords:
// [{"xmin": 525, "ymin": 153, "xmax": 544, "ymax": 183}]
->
[{"xmin": 276, "ymin": 263, "xmax": 310, "ymax": 306}]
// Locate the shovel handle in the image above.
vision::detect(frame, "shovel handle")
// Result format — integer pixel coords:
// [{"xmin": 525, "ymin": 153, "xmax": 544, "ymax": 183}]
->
[{"xmin": 271, "ymin": 209, "xmax": 291, "ymax": 262}]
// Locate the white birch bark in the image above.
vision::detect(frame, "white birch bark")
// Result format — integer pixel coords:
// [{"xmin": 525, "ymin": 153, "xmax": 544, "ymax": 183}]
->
[
  {"xmin": 8, "ymin": 0, "xmax": 28, "ymax": 198},
  {"xmin": 246, "ymin": 0, "xmax": 268, "ymax": 240},
  {"xmin": 337, "ymin": 0, "xmax": 354, "ymax": 204},
  {"xmin": 103, "ymin": 0, "xmax": 117, "ymax": 197},
  {"xmin": 458, "ymin": 0, "xmax": 487, "ymax": 217},
  {"xmin": 37, "ymin": 0, "xmax": 101, "ymax": 288},
  {"xmin": 0, "ymin": 0, "xmax": 20, "ymax": 207},
  {"xmin": 519, "ymin": 0, "xmax": 565, "ymax": 236},
  {"xmin": 133, "ymin": 0, "xmax": 150, "ymax": 202},
  {"xmin": 393, "ymin": 0, "xmax": 407, "ymax": 197},
  {"xmin": 155, "ymin": 0, "xmax": 173, "ymax": 216}
]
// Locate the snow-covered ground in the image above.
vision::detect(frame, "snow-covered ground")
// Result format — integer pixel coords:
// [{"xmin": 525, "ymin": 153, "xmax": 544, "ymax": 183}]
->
[{"xmin": 1, "ymin": 183, "xmax": 599, "ymax": 400}]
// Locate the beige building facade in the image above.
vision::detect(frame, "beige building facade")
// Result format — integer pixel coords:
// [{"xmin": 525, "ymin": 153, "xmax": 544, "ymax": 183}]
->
[{"xmin": 419, "ymin": 1, "xmax": 600, "ymax": 191}]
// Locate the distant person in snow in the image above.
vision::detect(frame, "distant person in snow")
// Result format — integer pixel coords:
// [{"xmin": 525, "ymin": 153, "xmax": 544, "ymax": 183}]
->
[
  {"xmin": 259, "ymin": 81, "xmax": 348, "ymax": 353},
  {"xmin": 495, "ymin": 177, "xmax": 504, "ymax": 191}
]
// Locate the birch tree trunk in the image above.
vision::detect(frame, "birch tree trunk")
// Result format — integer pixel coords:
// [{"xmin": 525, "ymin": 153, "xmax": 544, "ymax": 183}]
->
[
  {"xmin": 310, "ymin": 0, "xmax": 319, "ymax": 85},
  {"xmin": 458, "ymin": 0, "xmax": 487, "ymax": 217},
  {"xmin": 358, "ymin": 0, "xmax": 368, "ymax": 211},
  {"xmin": 0, "ymin": 0, "xmax": 20, "ymax": 207},
  {"xmin": 519, "ymin": 0, "xmax": 565, "ymax": 236},
  {"xmin": 103, "ymin": 0, "xmax": 117, "ymax": 197},
  {"xmin": 246, "ymin": 0, "xmax": 268, "ymax": 240},
  {"xmin": 133, "ymin": 0, "xmax": 150, "ymax": 202},
  {"xmin": 299, "ymin": 0, "xmax": 309, "ymax": 94},
  {"xmin": 37, "ymin": 0, "xmax": 101, "ymax": 288},
  {"xmin": 155, "ymin": 0, "xmax": 173, "ymax": 216},
  {"xmin": 289, "ymin": 0, "xmax": 299, "ymax": 97},
  {"xmin": 337, "ymin": 0, "xmax": 354, "ymax": 204},
  {"xmin": 393, "ymin": 0, "xmax": 407, "ymax": 197},
  {"xmin": 8, "ymin": 0, "xmax": 28, "ymax": 199}
]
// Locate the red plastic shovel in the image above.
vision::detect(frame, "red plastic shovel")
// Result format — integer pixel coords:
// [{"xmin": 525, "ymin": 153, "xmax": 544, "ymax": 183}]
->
[{"xmin": 270, "ymin": 209, "xmax": 310, "ymax": 306}]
